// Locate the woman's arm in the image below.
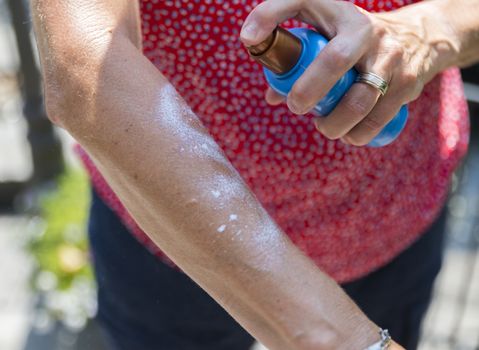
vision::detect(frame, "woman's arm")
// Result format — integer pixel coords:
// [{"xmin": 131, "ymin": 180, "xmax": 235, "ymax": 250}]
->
[{"xmin": 30, "ymin": 1, "xmax": 390, "ymax": 349}]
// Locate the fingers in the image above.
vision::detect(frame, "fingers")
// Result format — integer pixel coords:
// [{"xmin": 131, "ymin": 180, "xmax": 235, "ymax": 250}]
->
[
  {"xmin": 240, "ymin": 0, "xmax": 414, "ymax": 148},
  {"xmin": 338, "ymin": 62, "xmax": 409, "ymax": 146},
  {"xmin": 241, "ymin": 0, "xmax": 371, "ymax": 119},
  {"xmin": 286, "ymin": 34, "xmax": 366, "ymax": 115},
  {"xmin": 265, "ymin": 88, "xmax": 285, "ymax": 106},
  {"xmin": 343, "ymin": 96, "xmax": 403, "ymax": 146},
  {"xmin": 313, "ymin": 82, "xmax": 381, "ymax": 140}
]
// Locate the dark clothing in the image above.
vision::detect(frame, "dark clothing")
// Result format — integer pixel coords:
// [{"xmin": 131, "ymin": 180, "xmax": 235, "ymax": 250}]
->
[
  {"xmin": 342, "ymin": 208, "xmax": 446, "ymax": 350},
  {"xmin": 88, "ymin": 189, "xmax": 446, "ymax": 350}
]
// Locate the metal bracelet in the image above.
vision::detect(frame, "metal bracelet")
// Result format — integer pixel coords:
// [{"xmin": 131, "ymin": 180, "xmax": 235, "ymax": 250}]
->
[{"xmin": 364, "ymin": 328, "xmax": 392, "ymax": 350}]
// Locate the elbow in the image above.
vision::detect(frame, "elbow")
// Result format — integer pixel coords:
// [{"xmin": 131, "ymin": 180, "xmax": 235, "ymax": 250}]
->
[
  {"xmin": 42, "ymin": 33, "xmax": 132, "ymax": 132},
  {"xmin": 42, "ymin": 54, "xmax": 98, "ymax": 129},
  {"xmin": 32, "ymin": 4, "xmax": 139, "ymax": 129},
  {"xmin": 43, "ymin": 79, "xmax": 75, "ymax": 128},
  {"xmin": 40, "ymin": 30, "xmax": 118, "ymax": 129}
]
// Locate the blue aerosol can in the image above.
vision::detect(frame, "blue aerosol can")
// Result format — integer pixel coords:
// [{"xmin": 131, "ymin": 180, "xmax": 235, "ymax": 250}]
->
[{"xmin": 246, "ymin": 27, "xmax": 408, "ymax": 147}]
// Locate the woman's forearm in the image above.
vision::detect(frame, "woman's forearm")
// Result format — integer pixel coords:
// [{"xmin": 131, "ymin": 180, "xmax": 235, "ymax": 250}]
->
[
  {"xmin": 30, "ymin": 1, "xmax": 382, "ymax": 349},
  {"xmin": 49, "ymin": 33, "xmax": 380, "ymax": 350}
]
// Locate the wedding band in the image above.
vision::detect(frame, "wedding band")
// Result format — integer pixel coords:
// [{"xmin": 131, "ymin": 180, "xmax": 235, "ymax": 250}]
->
[{"xmin": 356, "ymin": 72, "xmax": 389, "ymax": 96}]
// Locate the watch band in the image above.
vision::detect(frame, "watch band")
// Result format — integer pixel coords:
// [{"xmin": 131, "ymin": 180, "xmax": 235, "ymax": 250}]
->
[{"xmin": 364, "ymin": 328, "xmax": 392, "ymax": 350}]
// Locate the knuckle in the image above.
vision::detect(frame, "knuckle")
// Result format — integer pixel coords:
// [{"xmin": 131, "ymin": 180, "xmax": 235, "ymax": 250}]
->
[
  {"xmin": 252, "ymin": 2, "xmax": 271, "ymax": 22},
  {"xmin": 343, "ymin": 96, "xmax": 371, "ymax": 117},
  {"xmin": 397, "ymin": 71, "xmax": 417, "ymax": 88},
  {"xmin": 338, "ymin": 0, "xmax": 363, "ymax": 22},
  {"xmin": 384, "ymin": 46, "xmax": 403, "ymax": 67},
  {"xmin": 361, "ymin": 115, "xmax": 383, "ymax": 131},
  {"xmin": 357, "ymin": 16, "xmax": 375, "ymax": 37},
  {"xmin": 371, "ymin": 26, "xmax": 388, "ymax": 36},
  {"xmin": 376, "ymin": 37, "xmax": 403, "ymax": 66},
  {"xmin": 393, "ymin": 72, "xmax": 422, "ymax": 101},
  {"xmin": 390, "ymin": 45, "xmax": 403, "ymax": 61},
  {"xmin": 373, "ymin": 23, "xmax": 387, "ymax": 37}
]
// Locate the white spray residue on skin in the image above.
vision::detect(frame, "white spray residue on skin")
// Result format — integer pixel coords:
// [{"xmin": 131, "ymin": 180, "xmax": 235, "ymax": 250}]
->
[
  {"xmin": 202, "ymin": 174, "xmax": 285, "ymax": 268},
  {"xmin": 205, "ymin": 173, "xmax": 248, "ymax": 208},
  {"xmin": 215, "ymin": 215, "xmax": 238, "ymax": 234},
  {"xmin": 154, "ymin": 84, "xmax": 285, "ymax": 269},
  {"xmin": 155, "ymin": 83, "xmax": 248, "ymax": 210},
  {"xmin": 155, "ymin": 84, "xmax": 230, "ymax": 164}
]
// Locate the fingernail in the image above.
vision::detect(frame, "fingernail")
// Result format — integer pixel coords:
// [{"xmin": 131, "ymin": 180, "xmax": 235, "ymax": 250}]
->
[{"xmin": 241, "ymin": 22, "xmax": 258, "ymax": 42}]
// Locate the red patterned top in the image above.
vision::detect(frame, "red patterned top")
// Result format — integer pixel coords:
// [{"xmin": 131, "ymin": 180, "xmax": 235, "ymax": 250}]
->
[{"xmin": 78, "ymin": 0, "xmax": 469, "ymax": 283}]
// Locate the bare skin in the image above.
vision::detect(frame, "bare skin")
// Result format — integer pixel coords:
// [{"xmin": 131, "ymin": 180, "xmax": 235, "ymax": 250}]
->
[
  {"xmin": 241, "ymin": 0, "xmax": 479, "ymax": 146},
  {"xmin": 30, "ymin": 0, "xmax": 478, "ymax": 349},
  {"xmin": 30, "ymin": 1, "xmax": 383, "ymax": 349}
]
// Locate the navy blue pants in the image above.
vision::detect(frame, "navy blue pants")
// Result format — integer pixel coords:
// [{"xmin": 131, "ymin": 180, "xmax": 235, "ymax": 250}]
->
[{"xmin": 89, "ymin": 189, "xmax": 446, "ymax": 350}]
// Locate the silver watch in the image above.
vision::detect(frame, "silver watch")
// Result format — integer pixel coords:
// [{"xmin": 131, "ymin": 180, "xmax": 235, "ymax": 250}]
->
[{"xmin": 364, "ymin": 328, "xmax": 392, "ymax": 350}]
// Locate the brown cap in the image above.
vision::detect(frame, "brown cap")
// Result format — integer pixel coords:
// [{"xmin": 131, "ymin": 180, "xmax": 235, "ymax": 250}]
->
[{"xmin": 246, "ymin": 27, "xmax": 302, "ymax": 75}]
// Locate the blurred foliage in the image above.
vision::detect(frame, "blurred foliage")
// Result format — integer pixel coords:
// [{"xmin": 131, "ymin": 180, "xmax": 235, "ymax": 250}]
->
[
  {"xmin": 29, "ymin": 168, "xmax": 92, "ymax": 287},
  {"xmin": 27, "ymin": 167, "xmax": 96, "ymax": 331}
]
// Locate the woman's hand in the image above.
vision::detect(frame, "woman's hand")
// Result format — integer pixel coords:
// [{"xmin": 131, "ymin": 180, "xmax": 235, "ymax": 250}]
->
[{"xmin": 240, "ymin": 0, "xmax": 457, "ymax": 146}]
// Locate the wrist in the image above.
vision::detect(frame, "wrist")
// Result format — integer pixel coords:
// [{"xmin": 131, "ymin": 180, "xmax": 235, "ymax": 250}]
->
[
  {"xmin": 422, "ymin": 0, "xmax": 462, "ymax": 70},
  {"xmin": 290, "ymin": 321, "xmax": 381, "ymax": 350},
  {"xmin": 273, "ymin": 263, "xmax": 380, "ymax": 349},
  {"xmin": 391, "ymin": 341, "xmax": 406, "ymax": 350},
  {"xmin": 402, "ymin": 0, "xmax": 462, "ymax": 74},
  {"xmin": 233, "ymin": 243, "xmax": 380, "ymax": 350},
  {"xmin": 377, "ymin": 0, "xmax": 461, "ymax": 85}
]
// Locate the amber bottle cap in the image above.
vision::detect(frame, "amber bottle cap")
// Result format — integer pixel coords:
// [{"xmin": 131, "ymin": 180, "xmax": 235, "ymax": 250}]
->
[{"xmin": 246, "ymin": 27, "xmax": 303, "ymax": 75}]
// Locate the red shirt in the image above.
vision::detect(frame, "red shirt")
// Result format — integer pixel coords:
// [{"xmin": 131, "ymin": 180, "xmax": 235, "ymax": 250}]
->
[{"xmin": 78, "ymin": 0, "xmax": 469, "ymax": 283}]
